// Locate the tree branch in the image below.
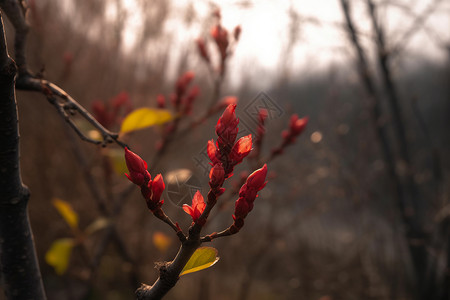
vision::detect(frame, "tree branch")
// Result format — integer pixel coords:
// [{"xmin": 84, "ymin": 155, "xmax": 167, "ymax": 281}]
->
[
  {"xmin": 390, "ymin": 0, "xmax": 444, "ymax": 59},
  {"xmin": 0, "ymin": 11, "xmax": 46, "ymax": 300},
  {"xmin": 17, "ymin": 77, "xmax": 127, "ymax": 147},
  {"xmin": 0, "ymin": 0, "xmax": 29, "ymax": 75},
  {"xmin": 136, "ymin": 237, "xmax": 202, "ymax": 300},
  {"xmin": 0, "ymin": 0, "xmax": 126, "ymax": 148}
]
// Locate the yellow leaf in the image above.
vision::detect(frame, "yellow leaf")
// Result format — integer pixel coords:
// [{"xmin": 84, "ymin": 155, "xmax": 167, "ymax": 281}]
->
[
  {"xmin": 180, "ymin": 247, "xmax": 219, "ymax": 276},
  {"xmin": 45, "ymin": 238, "xmax": 75, "ymax": 275},
  {"xmin": 120, "ymin": 108, "xmax": 173, "ymax": 134},
  {"xmin": 52, "ymin": 198, "xmax": 79, "ymax": 229},
  {"xmin": 152, "ymin": 231, "xmax": 172, "ymax": 253}
]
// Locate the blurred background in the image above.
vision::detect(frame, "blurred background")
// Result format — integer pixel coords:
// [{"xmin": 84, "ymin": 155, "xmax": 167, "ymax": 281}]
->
[{"xmin": 1, "ymin": 0, "xmax": 449, "ymax": 299}]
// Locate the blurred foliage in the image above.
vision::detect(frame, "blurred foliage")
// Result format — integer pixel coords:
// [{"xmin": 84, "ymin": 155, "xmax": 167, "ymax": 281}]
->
[
  {"xmin": 4, "ymin": 0, "xmax": 448, "ymax": 299},
  {"xmin": 120, "ymin": 108, "xmax": 173, "ymax": 134}
]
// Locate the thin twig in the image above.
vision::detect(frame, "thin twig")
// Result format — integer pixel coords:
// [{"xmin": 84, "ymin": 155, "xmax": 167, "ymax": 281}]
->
[
  {"xmin": 18, "ymin": 77, "xmax": 126, "ymax": 147},
  {"xmin": 0, "ymin": 0, "xmax": 126, "ymax": 148},
  {"xmin": 200, "ymin": 227, "xmax": 234, "ymax": 242},
  {"xmin": 390, "ymin": 0, "xmax": 444, "ymax": 58},
  {"xmin": 153, "ymin": 208, "xmax": 187, "ymax": 242}
]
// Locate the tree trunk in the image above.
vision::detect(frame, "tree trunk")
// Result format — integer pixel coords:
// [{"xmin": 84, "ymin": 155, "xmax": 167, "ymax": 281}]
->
[{"xmin": 0, "ymin": 11, "xmax": 46, "ymax": 300}]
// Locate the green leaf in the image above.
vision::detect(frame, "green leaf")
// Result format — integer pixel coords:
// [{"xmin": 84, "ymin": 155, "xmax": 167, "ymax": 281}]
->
[
  {"xmin": 180, "ymin": 247, "xmax": 219, "ymax": 276},
  {"xmin": 120, "ymin": 108, "xmax": 173, "ymax": 134},
  {"xmin": 85, "ymin": 217, "xmax": 111, "ymax": 235},
  {"xmin": 45, "ymin": 238, "xmax": 75, "ymax": 275},
  {"xmin": 52, "ymin": 198, "xmax": 79, "ymax": 229}
]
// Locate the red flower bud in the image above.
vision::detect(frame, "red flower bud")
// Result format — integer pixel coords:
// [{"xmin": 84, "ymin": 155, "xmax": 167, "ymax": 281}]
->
[
  {"xmin": 259, "ymin": 109, "xmax": 268, "ymax": 122},
  {"xmin": 233, "ymin": 164, "xmax": 268, "ymax": 221},
  {"xmin": 209, "ymin": 163, "xmax": 225, "ymax": 188},
  {"xmin": 289, "ymin": 114, "xmax": 308, "ymax": 136},
  {"xmin": 151, "ymin": 174, "xmax": 165, "ymax": 203},
  {"xmin": 246, "ymin": 164, "xmax": 268, "ymax": 191},
  {"xmin": 176, "ymin": 71, "xmax": 195, "ymax": 97},
  {"xmin": 210, "ymin": 25, "xmax": 229, "ymax": 59},
  {"xmin": 183, "ymin": 190, "xmax": 206, "ymax": 223},
  {"xmin": 210, "ymin": 25, "xmax": 219, "ymax": 40},
  {"xmin": 183, "ymin": 85, "xmax": 200, "ymax": 115},
  {"xmin": 124, "ymin": 147, "xmax": 151, "ymax": 186},
  {"xmin": 230, "ymin": 135, "xmax": 252, "ymax": 165},
  {"xmin": 234, "ymin": 197, "xmax": 251, "ymax": 219},
  {"xmin": 207, "ymin": 140, "xmax": 221, "ymax": 164},
  {"xmin": 216, "ymin": 104, "xmax": 239, "ymax": 147},
  {"xmin": 156, "ymin": 94, "xmax": 165, "ymax": 108},
  {"xmin": 196, "ymin": 37, "xmax": 210, "ymax": 63},
  {"xmin": 218, "ymin": 103, "xmax": 236, "ymax": 126}
]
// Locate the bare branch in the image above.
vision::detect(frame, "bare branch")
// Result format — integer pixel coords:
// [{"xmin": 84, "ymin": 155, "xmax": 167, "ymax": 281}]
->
[
  {"xmin": 390, "ymin": 0, "xmax": 445, "ymax": 58},
  {"xmin": 17, "ymin": 75, "xmax": 127, "ymax": 147},
  {"xmin": 152, "ymin": 208, "xmax": 187, "ymax": 242},
  {"xmin": 0, "ymin": 0, "xmax": 126, "ymax": 148},
  {"xmin": 0, "ymin": 10, "xmax": 46, "ymax": 300},
  {"xmin": 200, "ymin": 227, "xmax": 234, "ymax": 242}
]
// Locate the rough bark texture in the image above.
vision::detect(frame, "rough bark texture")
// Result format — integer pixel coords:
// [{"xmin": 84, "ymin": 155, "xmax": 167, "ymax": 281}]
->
[
  {"xmin": 136, "ymin": 236, "xmax": 201, "ymax": 300},
  {"xmin": 0, "ymin": 11, "xmax": 46, "ymax": 300}
]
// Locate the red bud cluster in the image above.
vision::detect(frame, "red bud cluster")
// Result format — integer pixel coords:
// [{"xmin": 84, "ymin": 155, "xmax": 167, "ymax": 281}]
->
[
  {"xmin": 172, "ymin": 71, "xmax": 198, "ymax": 112},
  {"xmin": 232, "ymin": 164, "xmax": 268, "ymax": 232},
  {"xmin": 124, "ymin": 148, "xmax": 165, "ymax": 211},
  {"xmin": 183, "ymin": 85, "xmax": 200, "ymax": 115},
  {"xmin": 207, "ymin": 104, "xmax": 252, "ymax": 177},
  {"xmin": 176, "ymin": 71, "xmax": 195, "ymax": 96},
  {"xmin": 125, "ymin": 147, "xmax": 150, "ymax": 186},
  {"xmin": 92, "ymin": 91, "xmax": 132, "ymax": 129},
  {"xmin": 211, "ymin": 25, "xmax": 229, "ymax": 61},
  {"xmin": 289, "ymin": 114, "xmax": 308, "ymax": 136},
  {"xmin": 257, "ymin": 109, "xmax": 268, "ymax": 136},
  {"xmin": 271, "ymin": 114, "xmax": 308, "ymax": 158},
  {"xmin": 196, "ymin": 9, "xmax": 241, "ymax": 77}
]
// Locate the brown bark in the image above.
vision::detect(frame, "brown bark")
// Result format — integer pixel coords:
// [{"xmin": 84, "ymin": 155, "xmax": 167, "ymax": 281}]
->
[{"xmin": 0, "ymin": 11, "xmax": 46, "ymax": 300}]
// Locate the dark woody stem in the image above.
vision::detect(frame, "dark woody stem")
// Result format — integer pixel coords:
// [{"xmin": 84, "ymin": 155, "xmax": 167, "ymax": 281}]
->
[
  {"xmin": 200, "ymin": 227, "xmax": 237, "ymax": 243},
  {"xmin": 152, "ymin": 208, "xmax": 186, "ymax": 242}
]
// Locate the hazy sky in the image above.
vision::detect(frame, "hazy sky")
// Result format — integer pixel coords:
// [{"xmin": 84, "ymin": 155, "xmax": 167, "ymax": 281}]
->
[
  {"xmin": 173, "ymin": 0, "xmax": 448, "ymax": 86},
  {"xmin": 103, "ymin": 0, "xmax": 450, "ymax": 87}
]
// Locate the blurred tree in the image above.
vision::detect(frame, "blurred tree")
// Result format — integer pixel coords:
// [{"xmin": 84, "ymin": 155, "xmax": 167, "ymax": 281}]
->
[{"xmin": 339, "ymin": 0, "xmax": 449, "ymax": 299}]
